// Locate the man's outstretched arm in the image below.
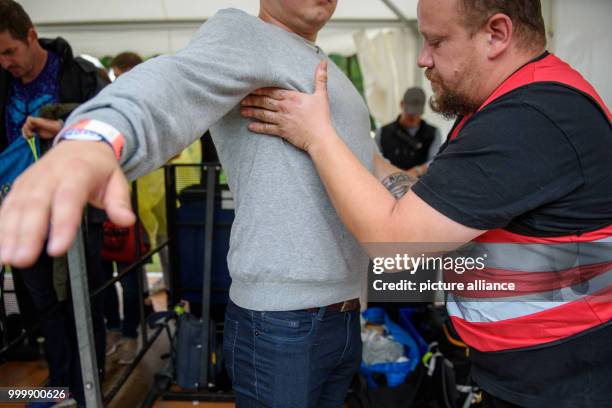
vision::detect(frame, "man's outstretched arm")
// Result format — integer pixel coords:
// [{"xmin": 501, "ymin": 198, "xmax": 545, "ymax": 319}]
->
[{"xmin": 0, "ymin": 12, "xmax": 272, "ymax": 267}]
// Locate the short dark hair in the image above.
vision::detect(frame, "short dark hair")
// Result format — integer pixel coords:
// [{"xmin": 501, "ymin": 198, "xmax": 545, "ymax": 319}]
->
[
  {"xmin": 111, "ymin": 52, "xmax": 143, "ymax": 72},
  {"xmin": 97, "ymin": 68, "xmax": 112, "ymax": 85},
  {"xmin": 459, "ymin": 0, "xmax": 546, "ymax": 49},
  {"xmin": 0, "ymin": 0, "xmax": 33, "ymax": 42}
]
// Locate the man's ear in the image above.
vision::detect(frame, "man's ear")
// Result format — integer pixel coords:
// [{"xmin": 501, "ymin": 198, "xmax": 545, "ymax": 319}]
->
[
  {"xmin": 400, "ymin": 101, "xmax": 405, "ymax": 112},
  {"xmin": 485, "ymin": 13, "xmax": 513, "ymax": 59},
  {"xmin": 27, "ymin": 27, "xmax": 38, "ymax": 46}
]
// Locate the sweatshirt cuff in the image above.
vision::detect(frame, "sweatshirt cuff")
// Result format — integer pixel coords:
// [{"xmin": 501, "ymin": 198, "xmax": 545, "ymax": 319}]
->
[{"xmin": 56, "ymin": 119, "xmax": 125, "ymax": 159}]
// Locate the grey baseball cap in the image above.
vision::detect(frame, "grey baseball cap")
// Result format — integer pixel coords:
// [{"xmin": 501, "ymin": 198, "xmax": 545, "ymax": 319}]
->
[{"xmin": 402, "ymin": 87, "xmax": 426, "ymax": 115}]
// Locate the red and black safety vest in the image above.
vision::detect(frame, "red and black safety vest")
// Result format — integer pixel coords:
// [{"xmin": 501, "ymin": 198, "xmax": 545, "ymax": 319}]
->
[{"xmin": 445, "ymin": 53, "xmax": 612, "ymax": 352}]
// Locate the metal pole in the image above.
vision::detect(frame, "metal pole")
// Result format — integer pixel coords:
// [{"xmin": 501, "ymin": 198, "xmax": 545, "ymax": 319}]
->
[
  {"xmin": 132, "ymin": 180, "xmax": 148, "ymax": 342},
  {"xmin": 199, "ymin": 164, "xmax": 216, "ymax": 387},
  {"xmin": 67, "ymin": 226, "xmax": 103, "ymax": 408},
  {"xmin": 89, "ymin": 241, "xmax": 169, "ymax": 299},
  {"xmin": 164, "ymin": 165, "xmax": 180, "ymax": 307},
  {"xmin": 379, "ymin": 0, "xmax": 420, "ymax": 37},
  {"xmin": 380, "ymin": 0, "xmax": 412, "ymax": 26}
]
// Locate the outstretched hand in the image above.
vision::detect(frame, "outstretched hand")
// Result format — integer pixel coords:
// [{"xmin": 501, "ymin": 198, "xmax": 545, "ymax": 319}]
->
[
  {"xmin": 0, "ymin": 141, "xmax": 135, "ymax": 267},
  {"xmin": 240, "ymin": 60, "xmax": 335, "ymax": 154}
]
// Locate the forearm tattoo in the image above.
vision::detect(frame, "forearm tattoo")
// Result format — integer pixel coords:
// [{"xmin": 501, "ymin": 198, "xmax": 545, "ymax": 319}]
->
[{"xmin": 381, "ymin": 172, "xmax": 417, "ymax": 199}]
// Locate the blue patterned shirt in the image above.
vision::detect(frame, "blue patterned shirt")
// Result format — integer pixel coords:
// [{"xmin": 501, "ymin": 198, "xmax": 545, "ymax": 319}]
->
[{"xmin": 5, "ymin": 51, "xmax": 60, "ymax": 145}]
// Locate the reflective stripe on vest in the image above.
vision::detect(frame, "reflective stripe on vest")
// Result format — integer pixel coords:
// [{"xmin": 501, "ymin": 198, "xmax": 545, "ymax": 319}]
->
[{"xmin": 445, "ymin": 53, "xmax": 612, "ymax": 352}]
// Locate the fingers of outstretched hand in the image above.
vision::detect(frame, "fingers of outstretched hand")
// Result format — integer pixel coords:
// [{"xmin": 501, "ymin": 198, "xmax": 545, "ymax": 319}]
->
[
  {"xmin": 0, "ymin": 141, "xmax": 121, "ymax": 267},
  {"xmin": 103, "ymin": 169, "xmax": 135, "ymax": 228},
  {"xmin": 0, "ymin": 174, "xmax": 52, "ymax": 267},
  {"xmin": 46, "ymin": 147, "xmax": 129, "ymax": 257},
  {"xmin": 46, "ymin": 171, "xmax": 92, "ymax": 257}
]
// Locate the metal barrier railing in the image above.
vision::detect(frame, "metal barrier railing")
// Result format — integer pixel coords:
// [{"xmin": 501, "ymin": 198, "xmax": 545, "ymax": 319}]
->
[
  {"xmin": 142, "ymin": 162, "xmax": 235, "ymax": 406},
  {"xmin": 0, "ymin": 175, "xmax": 171, "ymax": 407},
  {"xmin": 1, "ymin": 161, "xmax": 231, "ymax": 406},
  {"xmin": 67, "ymin": 226, "xmax": 103, "ymax": 407}
]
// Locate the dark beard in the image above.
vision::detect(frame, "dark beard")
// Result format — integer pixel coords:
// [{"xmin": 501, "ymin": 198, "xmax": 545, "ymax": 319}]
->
[
  {"xmin": 426, "ymin": 68, "xmax": 480, "ymax": 119},
  {"xmin": 429, "ymin": 89, "xmax": 480, "ymax": 120}
]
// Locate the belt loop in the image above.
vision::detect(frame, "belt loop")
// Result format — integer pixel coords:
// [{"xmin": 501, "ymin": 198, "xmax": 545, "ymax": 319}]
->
[{"xmin": 316, "ymin": 307, "xmax": 327, "ymax": 321}]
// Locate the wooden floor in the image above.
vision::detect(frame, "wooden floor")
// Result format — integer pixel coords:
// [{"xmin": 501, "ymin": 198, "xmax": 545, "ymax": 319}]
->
[
  {"xmin": 0, "ymin": 360, "xmax": 50, "ymax": 408},
  {"xmin": 0, "ymin": 348, "xmax": 234, "ymax": 407},
  {"xmin": 154, "ymin": 404, "xmax": 234, "ymax": 408}
]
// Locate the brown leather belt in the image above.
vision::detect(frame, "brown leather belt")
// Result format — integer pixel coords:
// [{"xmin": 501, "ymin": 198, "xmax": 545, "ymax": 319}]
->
[{"xmin": 306, "ymin": 298, "xmax": 360, "ymax": 313}]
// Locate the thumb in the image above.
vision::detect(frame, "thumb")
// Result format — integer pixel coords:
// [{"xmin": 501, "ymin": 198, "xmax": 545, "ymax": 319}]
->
[
  {"xmin": 103, "ymin": 168, "xmax": 136, "ymax": 227},
  {"xmin": 314, "ymin": 60, "xmax": 328, "ymax": 95}
]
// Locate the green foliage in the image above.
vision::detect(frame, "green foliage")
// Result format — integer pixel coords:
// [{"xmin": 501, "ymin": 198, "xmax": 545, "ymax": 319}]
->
[
  {"xmin": 99, "ymin": 55, "xmax": 113, "ymax": 69},
  {"xmin": 329, "ymin": 54, "xmax": 376, "ymax": 130}
]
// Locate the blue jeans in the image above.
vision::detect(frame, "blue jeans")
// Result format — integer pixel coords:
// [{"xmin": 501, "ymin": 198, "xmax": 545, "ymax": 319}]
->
[{"xmin": 223, "ymin": 300, "xmax": 361, "ymax": 408}]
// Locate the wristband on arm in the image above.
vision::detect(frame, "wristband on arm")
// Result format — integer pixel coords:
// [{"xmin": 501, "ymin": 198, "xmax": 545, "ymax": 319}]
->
[{"xmin": 55, "ymin": 119, "xmax": 125, "ymax": 160}]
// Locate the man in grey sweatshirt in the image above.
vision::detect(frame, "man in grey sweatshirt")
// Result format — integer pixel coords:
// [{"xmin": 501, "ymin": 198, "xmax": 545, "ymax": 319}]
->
[{"xmin": 0, "ymin": 1, "xmax": 412, "ymax": 406}]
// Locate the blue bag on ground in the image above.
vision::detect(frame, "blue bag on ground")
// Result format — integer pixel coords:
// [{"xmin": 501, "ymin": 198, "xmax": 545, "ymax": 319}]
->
[
  {"xmin": 398, "ymin": 307, "xmax": 429, "ymax": 355},
  {"xmin": 360, "ymin": 307, "xmax": 424, "ymax": 388}
]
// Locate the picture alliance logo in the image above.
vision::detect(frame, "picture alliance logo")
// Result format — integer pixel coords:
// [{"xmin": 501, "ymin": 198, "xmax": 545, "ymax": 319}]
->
[{"xmin": 371, "ymin": 253, "xmax": 487, "ymax": 275}]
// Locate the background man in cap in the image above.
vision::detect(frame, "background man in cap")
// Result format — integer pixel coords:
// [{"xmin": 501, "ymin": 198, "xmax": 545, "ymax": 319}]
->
[{"xmin": 375, "ymin": 86, "xmax": 441, "ymax": 177}]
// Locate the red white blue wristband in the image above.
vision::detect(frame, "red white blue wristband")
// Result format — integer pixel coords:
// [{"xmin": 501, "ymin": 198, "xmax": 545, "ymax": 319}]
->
[{"xmin": 55, "ymin": 119, "xmax": 125, "ymax": 160}]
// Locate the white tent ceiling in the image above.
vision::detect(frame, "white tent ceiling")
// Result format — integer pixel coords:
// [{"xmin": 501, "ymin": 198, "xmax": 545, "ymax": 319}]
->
[
  {"xmin": 22, "ymin": 0, "xmax": 419, "ymax": 57},
  {"xmin": 17, "ymin": 0, "xmax": 612, "ymax": 131},
  {"xmin": 22, "ymin": 0, "xmax": 420, "ymax": 25}
]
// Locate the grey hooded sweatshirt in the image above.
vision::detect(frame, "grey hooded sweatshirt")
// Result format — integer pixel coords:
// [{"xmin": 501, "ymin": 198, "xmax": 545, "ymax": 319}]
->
[{"xmin": 66, "ymin": 9, "xmax": 374, "ymax": 311}]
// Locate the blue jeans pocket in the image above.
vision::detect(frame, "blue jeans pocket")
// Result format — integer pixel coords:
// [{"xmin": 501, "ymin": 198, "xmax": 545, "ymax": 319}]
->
[{"xmin": 261, "ymin": 311, "xmax": 317, "ymax": 342}]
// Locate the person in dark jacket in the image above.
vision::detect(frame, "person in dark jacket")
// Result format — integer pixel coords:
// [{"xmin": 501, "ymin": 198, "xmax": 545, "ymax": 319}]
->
[
  {"xmin": 375, "ymin": 87, "xmax": 442, "ymax": 177},
  {"xmin": 0, "ymin": 1, "xmax": 106, "ymax": 405},
  {"xmin": 0, "ymin": 35, "xmax": 104, "ymax": 150}
]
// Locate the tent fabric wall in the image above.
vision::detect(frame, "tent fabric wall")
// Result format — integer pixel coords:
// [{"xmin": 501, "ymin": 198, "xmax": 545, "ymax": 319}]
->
[
  {"xmin": 548, "ymin": 0, "xmax": 612, "ymax": 107},
  {"xmin": 353, "ymin": 28, "xmax": 418, "ymax": 127},
  {"xmin": 354, "ymin": 28, "xmax": 454, "ymax": 138}
]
